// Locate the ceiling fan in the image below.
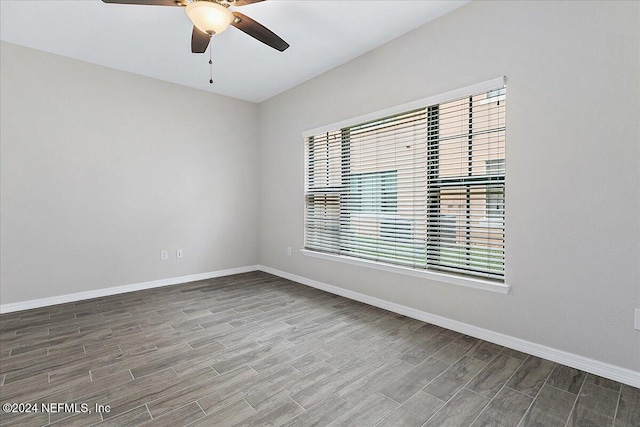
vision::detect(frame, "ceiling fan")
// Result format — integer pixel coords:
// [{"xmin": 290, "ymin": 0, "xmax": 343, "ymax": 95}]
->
[{"xmin": 102, "ymin": 0, "xmax": 289, "ymax": 54}]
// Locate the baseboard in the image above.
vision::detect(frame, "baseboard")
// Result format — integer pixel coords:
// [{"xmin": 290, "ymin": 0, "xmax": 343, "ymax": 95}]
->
[
  {"xmin": 258, "ymin": 265, "xmax": 640, "ymax": 389},
  {"xmin": 0, "ymin": 265, "xmax": 260, "ymax": 314}
]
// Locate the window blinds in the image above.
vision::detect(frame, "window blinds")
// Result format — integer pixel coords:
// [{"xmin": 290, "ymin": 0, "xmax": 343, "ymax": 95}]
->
[{"xmin": 304, "ymin": 84, "xmax": 506, "ymax": 281}]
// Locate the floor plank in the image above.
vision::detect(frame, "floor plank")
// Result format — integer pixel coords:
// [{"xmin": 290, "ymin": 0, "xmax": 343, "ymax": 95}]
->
[
  {"xmin": 567, "ymin": 381, "xmax": 619, "ymax": 426},
  {"xmin": 466, "ymin": 354, "xmax": 523, "ymax": 399},
  {"xmin": 326, "ymin": 393, "xmax": 397, "ymax": 426},
  {"xmin": 423, "ymin": 388, "xmax": 490, "ymax": 427},
  {"xmin": 615, "ymin": 384, "xmax": 640, "ymax": 427},
  {"xmin": 470, "ymin": 387, "xmax": 532, "ymax": 426},
  {"xmin": 506, "ymin": 356, "xmax": 555, "ymax": 397},
  {"xmin": 376, "ymin": 390, "xmax": 443, "ymax": 427},
  {"xmin": 518, "ymin": 383, "xmax": 576, "ymax": 427},
  {"xmin": 423, "ymin": 355, "xmax": 487, "ymax": 401}
]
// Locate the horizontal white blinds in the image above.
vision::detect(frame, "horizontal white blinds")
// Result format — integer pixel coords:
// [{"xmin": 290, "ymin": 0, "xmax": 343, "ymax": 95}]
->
[{"xmin": 304, "ymin": 86, "xmax": 506, "ymax": 281}]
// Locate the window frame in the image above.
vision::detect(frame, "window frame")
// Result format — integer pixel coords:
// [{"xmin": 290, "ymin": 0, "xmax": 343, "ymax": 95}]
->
[{"xmin": 302, "ymin": 77, "xmax": 510, "ymax": 294}]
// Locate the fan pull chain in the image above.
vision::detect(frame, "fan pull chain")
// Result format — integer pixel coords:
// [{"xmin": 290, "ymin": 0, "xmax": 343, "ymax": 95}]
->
[{"xmin": 209, "ymin": 43, "xmax": 213, "ymax": 84}]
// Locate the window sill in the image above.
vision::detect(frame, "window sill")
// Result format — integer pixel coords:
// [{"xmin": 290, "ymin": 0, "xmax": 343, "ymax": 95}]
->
[{"xmin": 300, "ymin": 249, "xmax": 511, "ymax": 295}]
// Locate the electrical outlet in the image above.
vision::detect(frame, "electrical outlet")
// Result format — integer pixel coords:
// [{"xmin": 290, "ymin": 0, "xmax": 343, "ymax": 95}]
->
[
  {"xmin": 635, "ymin": 308, "xmax": 640, "ymax": 331},
  {"xmin": 287, "ymin": 246, "xmax": 292, "ymax": 256},
  {"xmin": 177, "ymin": 249, "xmax": 183, "ymax": 259},
  {"xmin": 160, "ymin": 250, "xmax": 168, "ymax": 260}
]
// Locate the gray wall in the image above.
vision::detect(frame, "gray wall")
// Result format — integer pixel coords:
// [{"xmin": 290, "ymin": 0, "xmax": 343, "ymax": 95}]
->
[
  {"xmin": 257, "ymin": 1, "xmax": 640, "ymax": 371},
  {"xmin": 1, "ymin": 42, "xmax": 260, "ymax": 304}
]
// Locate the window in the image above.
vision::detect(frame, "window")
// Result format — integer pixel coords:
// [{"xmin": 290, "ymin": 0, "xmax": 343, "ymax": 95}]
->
[{"xmin": 304, "ymin": 80, "xmax": 506, "ymax": 281}]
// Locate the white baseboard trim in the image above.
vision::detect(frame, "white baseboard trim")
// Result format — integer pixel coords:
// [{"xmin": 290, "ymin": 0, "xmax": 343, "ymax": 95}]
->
[
  {"xmin": 258, "ymin": 265, "xmax": 640, "ymax": 388},
  {"xmin": 0, "ymin": 265, "xmax": 260, "ymax": 314}
]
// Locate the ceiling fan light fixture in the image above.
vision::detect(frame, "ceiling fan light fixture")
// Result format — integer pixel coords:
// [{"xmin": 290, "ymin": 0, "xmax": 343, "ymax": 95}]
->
[{"xmin": 185, "ymin": 1, "xmax": 234, "ymax": 35}]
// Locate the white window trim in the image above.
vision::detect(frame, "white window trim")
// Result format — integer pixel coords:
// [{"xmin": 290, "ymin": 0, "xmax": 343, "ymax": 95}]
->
[{"xmin": 301, "ymin": 249, "xmax": 511, "ymax": 294}]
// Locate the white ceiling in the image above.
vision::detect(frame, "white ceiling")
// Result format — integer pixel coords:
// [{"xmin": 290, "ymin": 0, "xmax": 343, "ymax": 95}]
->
[{"xmin": 0, "ymin": 0, "xmax": 468, "ymax": 103}]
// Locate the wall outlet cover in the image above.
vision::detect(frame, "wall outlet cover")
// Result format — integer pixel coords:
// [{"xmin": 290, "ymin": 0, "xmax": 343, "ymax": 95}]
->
[
  {"xmin": 161, "ymin": 250, "xmax": 168, "ymax": 260},
  {"xmin": 635, "ymin": 308, "xmax": 640, "ymax": 331}
]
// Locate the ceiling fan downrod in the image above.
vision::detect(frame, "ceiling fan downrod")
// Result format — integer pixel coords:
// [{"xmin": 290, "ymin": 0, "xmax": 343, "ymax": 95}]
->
[{"xmin": 209, "ymin": 44, "xmax": 214, "ymax": 84}]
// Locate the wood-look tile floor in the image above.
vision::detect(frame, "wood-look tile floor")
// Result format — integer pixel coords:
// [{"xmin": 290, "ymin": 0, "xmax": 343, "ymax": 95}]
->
[{"xmin": 0, "ymin": 272, "xmax": 638, "ymax": 427}]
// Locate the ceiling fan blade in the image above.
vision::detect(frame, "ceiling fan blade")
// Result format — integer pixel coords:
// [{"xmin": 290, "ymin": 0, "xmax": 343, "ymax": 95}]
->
[
  {"xmin": 191, "ymin": 26, "xmax": 211, "ymax": 53},
  {"xmin": 101, "ymin": 0, "xmax": 186, "ymax": 6},
  {"xmin": 231, "ymin": 12, "xmax": 289, "ymax": 52},
  {"xmin": 233, "ymin": 0, "xmax": 266, "ymax": 6}
]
